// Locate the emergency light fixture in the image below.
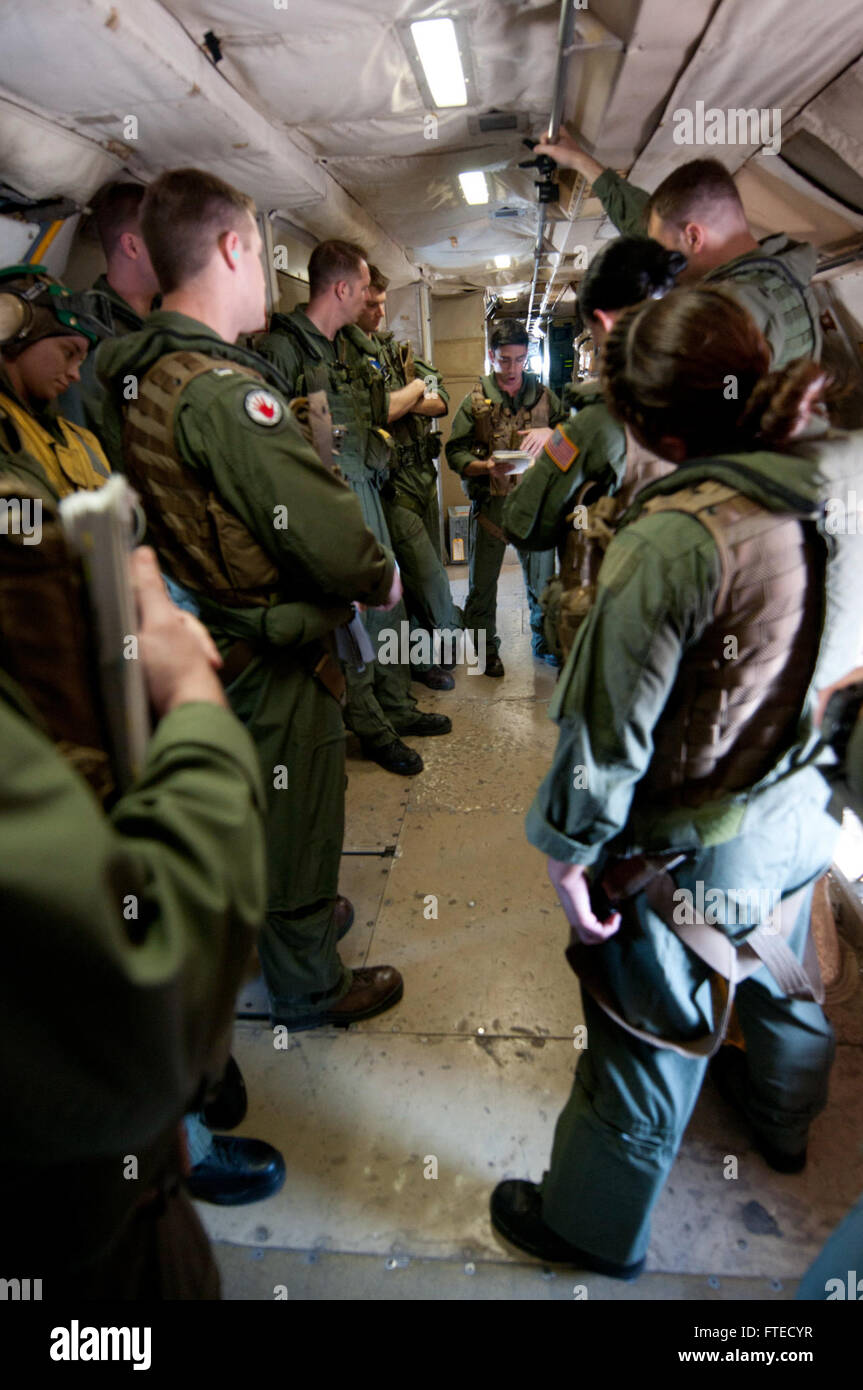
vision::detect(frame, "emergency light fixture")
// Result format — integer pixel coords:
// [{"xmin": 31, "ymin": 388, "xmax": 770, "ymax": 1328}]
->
[
  {"xmin": 409, "ymin": 17, "xmax": 468, "ymax": 107},
  {"xmin": 459, "ymin": 171, "xmax": 489, "ymax": 205}
]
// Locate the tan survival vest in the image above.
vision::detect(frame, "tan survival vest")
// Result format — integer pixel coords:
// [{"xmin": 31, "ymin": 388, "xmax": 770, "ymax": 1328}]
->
[
  {"xmin": 471, "ymin": 379, "xmax": 551, "ymax": 497},
  {"xmin": 633, "ymin": 480, "xmax": 822, "ymax": 809},
  {"xmin": 554, "ymin": 430, "xmax": 675, "ymax": 660},
  {"xmin": 0, "ymin": 390, "xmax": 111, "ymax": 497},
  {"xmin": 123, "ymin": 351, "xmax": 279, "ymax": 607}
]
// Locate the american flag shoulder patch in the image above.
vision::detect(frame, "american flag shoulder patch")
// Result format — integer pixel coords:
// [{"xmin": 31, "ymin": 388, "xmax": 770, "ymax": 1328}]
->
[{"xmin": 544, "ymin": 427, "xmax": 579, "ymax": 472}]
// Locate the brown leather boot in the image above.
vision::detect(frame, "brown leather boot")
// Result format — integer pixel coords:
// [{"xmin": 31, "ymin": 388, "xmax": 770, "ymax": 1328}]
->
[
  {"xmin": 333, "ymin": 894, "xmax": 354, "ymax": 940},
  {"xmin": 275, "ymin": 966, "xmax": 404, "ymax": 1032}
]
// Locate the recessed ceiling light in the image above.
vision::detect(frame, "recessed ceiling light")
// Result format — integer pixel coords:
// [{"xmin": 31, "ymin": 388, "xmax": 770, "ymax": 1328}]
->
[
  {"xmin": 494, "ymin": 254, "xmax": 512, "ymax": 269},
  {"xmin": 459, "ymin": 171, "xmax": 488, "ymax": 205},
  {"xmin": 410, "ymin": 17, "xmax": 467, "ymax": 108}
]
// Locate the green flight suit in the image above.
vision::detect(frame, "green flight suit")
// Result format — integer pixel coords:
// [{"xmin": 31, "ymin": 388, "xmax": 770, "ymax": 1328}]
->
[
  {"xmin": 591, "ymin": 168, "xmax": 822, "ymax": 365},
  {"xmin": 502, "ymin": 383, "xmax": 626, "ymax": 553},
  {"xmin": 446, "ymin": 373, "xmax": 565, "ymax": 656},
  {"xmin": 57, "ymin": 274, "xmax": 150, "ymax": 434},
  {"xmin": 257, "ymin": 309, "xmax": 421, "ymax": 748},
  {"xmin": 0, "ymin": 667, "xmax": 266, "ymax": 1296},
  {"xmin": 97, "ymin": 311, "xmax": 394, "ymax": 1020},
  {"xmin": 524, "ymin": 439, "xmax": 862, "ymax": 1267},
  {"xmin": 502, "ymin": 384, "xmax": 627, "ymax": 657},
  {"xmin": 372, "ymin": 328, "xmax": 463, "ymax": 666}
]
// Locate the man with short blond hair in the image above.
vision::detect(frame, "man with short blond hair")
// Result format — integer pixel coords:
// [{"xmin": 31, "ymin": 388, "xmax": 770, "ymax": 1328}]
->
[{"xmin": 97, "ymin": 167, "xmax": 405, "ymax": 1039}]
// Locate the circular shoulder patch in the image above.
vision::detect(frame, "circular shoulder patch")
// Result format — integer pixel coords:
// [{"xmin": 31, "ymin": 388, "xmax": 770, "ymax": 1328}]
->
[{"xmin": 244, "ymin": 388, "xmax": 283, "ymax": 427}]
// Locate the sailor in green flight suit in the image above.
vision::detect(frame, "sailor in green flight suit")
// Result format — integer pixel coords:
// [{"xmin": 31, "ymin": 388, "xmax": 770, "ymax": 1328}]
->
[
  {"xmin": 257, "ymin": 239, "xmax": 451, "ymax": 776},
  {"xmin": 58, "ymin": 180, "xmax": 161, "ymax": 434},
  {"xmin": 446, "ymin": 319, "xmax": 567, "ymax": 677},
  {"xmin": 98, "ymin": 169, "xmax": 405, "ymax": 1032},
  {"xmin": 491, "ymin": 286, "xmax": 863, "ymax": 1278},
  {"xmin": 1, "ymin": 542, "xmax": 269, "ymax": 1298},
  {"xmin": 533, "ymin": 130, "xmax": 821, "ymax": 368},
  {"xmin": 353, "ymin": 264, "xmax": 463, "ymax": 691},
  {"xmin": 502, "ymin": 237, "xmax": 687, "ymax": 662}
]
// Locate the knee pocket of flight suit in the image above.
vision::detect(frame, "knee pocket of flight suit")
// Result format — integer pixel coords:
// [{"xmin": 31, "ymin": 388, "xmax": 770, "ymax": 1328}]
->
[
  {"xmin": 385, "ymin": 502, "xmax": 425, "ymax": 548},
  {"xmin": 574, "ymin": 1035, "xmax": 706, "ymax": 1156}
]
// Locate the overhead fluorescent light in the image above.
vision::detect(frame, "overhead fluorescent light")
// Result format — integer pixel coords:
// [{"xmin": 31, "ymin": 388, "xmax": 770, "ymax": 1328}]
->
[
  {"xmin": 410, "ymin": 17, "xmax": 467, "ymax": 108},
  {"xmin": 494, "ymin": 254, "xmax": 512, "ymax": 269},
  {"xmin": 459, "ymin": 171, "xmax": 488, "ymax": 205},
  {"xmin": 501, "ymin": 289, "xmax": 520, "ymax": 302}
]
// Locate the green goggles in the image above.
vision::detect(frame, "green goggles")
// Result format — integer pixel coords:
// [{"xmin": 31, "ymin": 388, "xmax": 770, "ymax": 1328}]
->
[{"xmin": 0, "ymin": 265, "xmax": 115, "ymax": 346}]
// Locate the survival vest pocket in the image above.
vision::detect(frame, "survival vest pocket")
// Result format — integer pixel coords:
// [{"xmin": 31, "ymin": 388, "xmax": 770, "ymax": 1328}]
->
[{"xmin": 205, "ymin": 495, "xmax": 279, "ymax": 600}]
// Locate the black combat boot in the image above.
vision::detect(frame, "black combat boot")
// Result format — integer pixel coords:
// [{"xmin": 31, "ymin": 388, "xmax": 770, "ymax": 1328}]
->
[
  {"xmin": 490, "ymin": 1180, "xmax": 645, "ymax": 1280},
  {"xmin": 360, "ymin": 737, "xmax": 424, "ymax": 775},
  {"xmin": 187, "ymin": 1136, "xmax": 286, "ymax": 1206}
]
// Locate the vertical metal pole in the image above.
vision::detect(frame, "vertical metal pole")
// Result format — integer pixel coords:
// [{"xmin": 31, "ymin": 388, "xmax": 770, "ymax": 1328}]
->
[
  {"xmin": 526, "ymin": 0, "xmax": 577, "ymax": 331},
  {"xmin": 547, "ymin": 0, "xmax": 577, "ymax": 144},
  {"xmin": 420, "ymin": 281, "xmax": 447, "ymax": 563}
]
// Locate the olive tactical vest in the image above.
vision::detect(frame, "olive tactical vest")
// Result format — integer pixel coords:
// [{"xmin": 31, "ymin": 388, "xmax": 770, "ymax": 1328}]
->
[
  {"xmin": 707, "ymin": 253, "xmax": 821, "ymax": 365},
  {"xmin": 122, "ymin": 351, "xmax": 280, "ymax": 607},
  {"xmin": 471, "ymin": 378, "xmax": 551, "ymax": 496},
  {"xmin": 632, "ymin": 481, "xmax": 822, "ymax": 810},
  {"xmin": 271, "ymin": 315, "xmax": 390, "ymax": 481},
  {"xmin": 0, "ymin": 390, "xmax": 111, "ymax": 497},
  {"xmin": 377, "ymin": 334, "xmax": 422, "ymax": 453},
  {"xmin": 554, "ymin": 429, "xmax": 674, "ymax": 660},
  {"xmin": 373, "ymin": 332, "xmax": 444, "ymax": 515}
]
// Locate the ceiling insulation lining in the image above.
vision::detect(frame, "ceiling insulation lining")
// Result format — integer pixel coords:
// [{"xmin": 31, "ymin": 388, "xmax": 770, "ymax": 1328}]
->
[
  {"xmin": 626, "ymin": 0, "xmax": 863, "ymax": 191},
  {"xmin": 581, "ymin": 0, "xmax": 718, "ymax": 166},
  {"xmin": 0, "ymin": 96, "xmax": 123, "ymax": 203},
  {"xmin": 784, "ymin": 53, "xmax": 863, "ymax": 184},
  {"xmin": 0, "ymin": 0, "xmax": 418, "ymax": 286},
  {"xmin": 1, "ymin": 0, "xmax": 862, "ymax": 297},
  {"xmin": 158, "ymin": 0, "xmax": 630, "ymax": 289}
]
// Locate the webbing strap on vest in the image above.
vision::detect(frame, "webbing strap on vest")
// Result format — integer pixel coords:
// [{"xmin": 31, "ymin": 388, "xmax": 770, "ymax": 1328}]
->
[
  {"xmin": 640, "ymin": 480, "xmax": 746, "ymax": 610},
  {"xmin": 568, "ymin": 871, "xmax": 819, "ymax": 1060}
]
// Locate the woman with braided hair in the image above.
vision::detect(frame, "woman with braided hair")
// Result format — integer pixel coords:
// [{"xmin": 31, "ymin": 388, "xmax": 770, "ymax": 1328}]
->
[{"xmin": 491, "ymin": 286, "xmax": 863, "ymax": 1279}]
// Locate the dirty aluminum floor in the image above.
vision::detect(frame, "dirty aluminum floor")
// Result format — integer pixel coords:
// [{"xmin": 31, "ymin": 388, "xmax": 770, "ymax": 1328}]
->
[{"xmin": 206, "ymin": 562, "xmax": 863, "ymax": 1301}]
